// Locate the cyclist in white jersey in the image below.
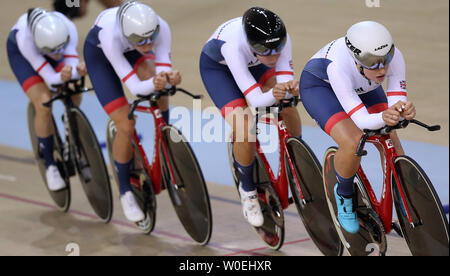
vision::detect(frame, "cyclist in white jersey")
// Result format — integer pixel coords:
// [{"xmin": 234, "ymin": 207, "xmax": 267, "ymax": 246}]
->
[
  {"xmin": 7, "ymin": 8, "xmax": 87, "ymax": 192},
  {"xmin": 299, "ymin": 21, "xmax": 416, "ymax": 233},
  {"xmin": 200, "ymin": 7, "xmax": 301, "ymax": 227},
  {"xmin": 84, "ymin": 1, "xmax": 181, "ymax": 223}
]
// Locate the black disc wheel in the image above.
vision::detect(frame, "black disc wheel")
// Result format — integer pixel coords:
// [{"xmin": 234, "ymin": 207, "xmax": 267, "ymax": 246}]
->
[
  {"xmin": 285, "ymin": 137, "xmax": 343, "ymax": 256},
  {"xmin": 71, "ymin": 107, "xmax": 112, "ymax": 223},
  {"xmin": 392, "ymin": 156, "xmax": 449, "ymax": 256},
  {"xmin": 160, "ymin": 125, "xmax": 212, "ymax": 245}
]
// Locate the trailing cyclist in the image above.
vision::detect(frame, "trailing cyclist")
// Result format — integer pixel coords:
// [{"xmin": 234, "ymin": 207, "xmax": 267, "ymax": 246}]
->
[
  {"xmin": 84, "ymin": 0, "xmax": 182, "ymax": 223},
  {"xmin": 299, "ymin": 21, "xmax": 416, "ymax": 234},
  {"xmin": 6, "ymin": 8, "xmax": 87, "ymax": 192},
  {"xmin": 200, "ymin": 7, "xmax": 301, "ymax": 227}
]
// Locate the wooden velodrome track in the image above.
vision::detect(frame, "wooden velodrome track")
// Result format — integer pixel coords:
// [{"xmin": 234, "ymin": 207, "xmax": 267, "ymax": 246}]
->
[{"xmin": 0, "ymin": 0, "xmax": 448, "ymax": 256}]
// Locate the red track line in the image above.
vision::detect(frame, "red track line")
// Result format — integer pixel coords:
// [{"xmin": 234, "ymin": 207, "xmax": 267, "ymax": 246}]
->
[
  {"xmin": 0, "ymin": 191, "xmax": 274, "ymax": 255},
  {"xmin": 223, "ymin": 238, "xmax": 311, "ymax": 256}
]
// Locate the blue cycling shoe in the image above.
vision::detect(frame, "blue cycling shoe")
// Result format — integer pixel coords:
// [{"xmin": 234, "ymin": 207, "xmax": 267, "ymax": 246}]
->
[{"xmin": 334, "ymin": 184, "xmax": 360, "ymax": 234}]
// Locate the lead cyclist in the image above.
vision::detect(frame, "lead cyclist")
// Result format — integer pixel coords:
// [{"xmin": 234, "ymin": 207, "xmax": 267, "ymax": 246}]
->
[
  {"xmin": 6, "ymin": 8, "xmax": 87, "ymax": 192},
  {"xmin": 299, "ymin": 21, "xmax": 416, "ymax": 234},
  {"xmin": 83, "ymin": 1, "xmax": 181, "ymax": 224}
]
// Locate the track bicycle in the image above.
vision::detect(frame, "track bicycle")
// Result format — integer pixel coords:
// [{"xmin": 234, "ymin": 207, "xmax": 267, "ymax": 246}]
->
[
  {"xmin": 323, "ymin": 119, "xmax": 449, "ymax": 256},
  {"xmin": 106, "ymin": 86, "xmax": 213, "ymax": 245},
  {"xmin": 228, "ymin": 97, "xmax": 343, "ymax": 254},
  {"xmin": 27, "ymin": 77, "xmax": 113, "ymax": 222}
]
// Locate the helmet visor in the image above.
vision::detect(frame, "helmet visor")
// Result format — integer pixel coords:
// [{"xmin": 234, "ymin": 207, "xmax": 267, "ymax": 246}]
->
[
  {"xmin": 40, "ymin": 35, "xmax": 70, "ymax": 55},
  {"xmin": 357, "ymin": 44, "xmax": 395, "ymax": 70},
  {"xmin": 250, "ymin": 36, "xmax": 287, "ymax": 56},
  {"xmin": 128, "ymin": 24, "xmax": 160, "ymax": 46}
]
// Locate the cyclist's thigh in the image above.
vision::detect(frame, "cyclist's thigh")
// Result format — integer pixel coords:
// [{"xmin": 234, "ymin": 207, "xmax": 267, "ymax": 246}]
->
[
  {"xmin": 108, "ymin": 104, "xmax": 134, "ymax": 128},
  {"xmin": 71, "ymin": 93, "xmax": 83, "ymax": 107},
  {"xmin": 225, "ymin": 105, "xmax": 255, "ymax": 138},
  {"xmin": 249, "ymin": 63, "xmax": 276, "ymax": 92},
  {"xmin": 26, "ymin": 83, "xmax": 53, "ymax": 113},
  {"xmin": 388, "ymin": 130, "xmax": 404, "ymax": 155},
  {"xmin": 329, "ymin": 119, "xmax": 363, "ymax": 150},
  {"xmin": 300, "ymin": 70, "xmax": 349, "ymax": 136},
  {"xmin": 280, "ymin": 106, "xmax": 301, "ymax": 137},
  {"xmin": 84, "ymin": 41, "xmax": 128, "ymax": 117},
  {"xmin": 359, "ymin": 86, "xmax": 388, "ymax": 114},
  {"xmin": 199, "ymin": 52, "xmax": 248, "ymax": 118}
]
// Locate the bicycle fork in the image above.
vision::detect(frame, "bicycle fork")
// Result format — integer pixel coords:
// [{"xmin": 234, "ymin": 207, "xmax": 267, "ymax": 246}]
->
[
  {"xmin": 61, "ymin": 109, "xmax": 76, "ymax": 177},
  {"xmin": 391, "ymin": 165, "xmax": 421, "ymax": 230}
]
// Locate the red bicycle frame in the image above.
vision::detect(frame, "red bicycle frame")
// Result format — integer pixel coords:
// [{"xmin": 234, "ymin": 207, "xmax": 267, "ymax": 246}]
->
[
  {"xmin": 130, "ymin": 104, "xmax": 177, "ymax": 195},
  {"xmin": 355, "ymin": 134, "xmax": 415, "ymax": 234},
  {"xmin": 254, "ymin": 114, "xmax": 305, "ymax": 210}
]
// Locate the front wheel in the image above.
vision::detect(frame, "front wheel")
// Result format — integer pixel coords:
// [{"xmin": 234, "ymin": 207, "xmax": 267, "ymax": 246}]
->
[
  {"xmin": 71, "ymin": 107, "xmax": 113, "ymax": 223},
  {"xmin": 285, "ymin": 137, "xmax": 343, "ymax": 256},
  {"xmin": 160, "ymin": 125, "xmax": 212, "ymax": 245},
  {"xmin": 392, "ymin": 156, "xmax": 449, "ymax": 256}
]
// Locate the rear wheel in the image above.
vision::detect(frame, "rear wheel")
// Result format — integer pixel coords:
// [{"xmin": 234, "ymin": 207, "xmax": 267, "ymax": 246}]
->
[
  {"xmin": 285, "ymin": 137, "xmax": 343, "ymax": 256},
  {"xmin": 71, "ymin": 107, "xmax": 112, "ymax": 223},
  {"xmin": 323, "ymin": 147, "xmax": 387, "ymax": 256},
  {"xmin": 106, "ymin": 120, "xmax": 156, "ymax": 234},
  {"xmin": 392, "ymin": 156, "xmax": 449, "ymax": 256},
  {"xmin": 160, "ymin": 125, "xmax": 212, "ymax": 245},
  {"xmin": 27, "ymin": 102, "xmax": 70, "ymax": 212},
  {"xmin": 227, "ymin": 135, "xmax": 285, "ymax": 250}
]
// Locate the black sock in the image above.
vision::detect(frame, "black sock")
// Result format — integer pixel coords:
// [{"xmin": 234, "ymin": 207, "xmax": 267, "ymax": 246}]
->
[{"xmin": 38, "ymin": 135, "xmax": 55, "ymax": 168}]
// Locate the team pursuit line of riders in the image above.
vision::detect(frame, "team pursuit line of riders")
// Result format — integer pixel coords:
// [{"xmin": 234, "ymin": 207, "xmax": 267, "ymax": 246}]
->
[{"xmin": 8, "ymin": 0, "xmax": 440, "ymax": 254}]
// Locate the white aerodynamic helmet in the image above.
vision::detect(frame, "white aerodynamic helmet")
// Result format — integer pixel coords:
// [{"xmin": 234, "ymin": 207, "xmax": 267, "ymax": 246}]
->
[
  {"xmin": 117, "ymin": 1, "xmax": 160, "ymax": 46},
  {"xmin": 28, "ymin": 8, "xmax": 70, "ymax": 55},
  {"xmin": 345, "ymin": 21, "xmax": 395, "ymax": 69}
]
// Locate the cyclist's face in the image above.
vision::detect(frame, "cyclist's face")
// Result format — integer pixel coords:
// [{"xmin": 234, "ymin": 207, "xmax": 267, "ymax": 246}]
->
[
  {"xmin": 361, "ymin": 65, "xmax": 388, "ymax": 84},
  {"xmin": 48, "ymin": 53, "xmax": 63, "ymax": 61},
  {"xmin": 256, "ymin": 54, "xmax": 281, "ymax": 68},
  {"xmin": 135, "ymin": 43, "xmax": 153, "ymax": 55}
]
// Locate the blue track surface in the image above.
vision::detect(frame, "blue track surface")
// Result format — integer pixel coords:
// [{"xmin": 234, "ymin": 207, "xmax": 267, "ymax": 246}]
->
[{"xmin": 1, "ymin": 79, "xmax": 448, "ymax": 212}]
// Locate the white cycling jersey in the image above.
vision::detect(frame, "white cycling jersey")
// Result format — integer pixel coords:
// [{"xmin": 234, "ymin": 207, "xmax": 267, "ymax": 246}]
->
[
  {"xmin": 93, "ymin": 7, "xmax": 172, "ymax": 96},
  {"xmin": 305, "ymin": 37, "xmax": 407, "ymax": 130},
  {"xmin": 203, "ymin": 17, "xmax": 294, "ymax": 108},
  {"xmin": 11, "ymin": 12, "xmax": 80, "ymax": 88}
]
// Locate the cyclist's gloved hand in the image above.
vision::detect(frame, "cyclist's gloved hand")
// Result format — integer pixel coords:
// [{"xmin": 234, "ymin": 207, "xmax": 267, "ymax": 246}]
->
[
  {"xmin": 76, "ymin": 62, "xmax": 88, "ymax": 77},
  {"xmin": 166, "ymin": 70, "xmax": 182, "ymax": 86},
  {"xmin": 286, "ymin": 80, "xmax": 299, "ymax": 97},
  {"xmin": 382, "ymin": 101, "xmax": 403, "ymax": 126},
  {"xmin": 60, "ymin": 65, "xmax": 73, "ymax": 82},
  {"xmin": 272, "ymin": 83, "xmax": 289, "ymax": 103},
  {"xmin": 153, "ymin": 71, "xmax": 168, "ymax": 91},
  {"xmin": 400, "ymin": 101, "xmax": 416, "ymax": 120}
]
